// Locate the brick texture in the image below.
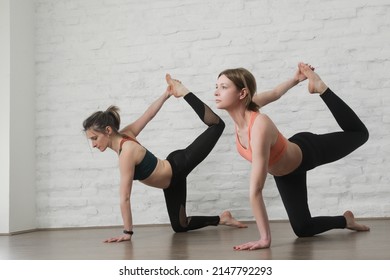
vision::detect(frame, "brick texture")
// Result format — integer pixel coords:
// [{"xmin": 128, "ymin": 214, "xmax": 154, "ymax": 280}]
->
[{"xmin": 34, "ymin": 0, "xmax": 390, "ymax": 228}]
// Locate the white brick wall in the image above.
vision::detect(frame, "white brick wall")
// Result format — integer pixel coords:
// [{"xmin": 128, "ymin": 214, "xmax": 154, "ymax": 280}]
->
[{"xmin": 35, "ymin": 0, "xmax": 390, "ymax": 228}]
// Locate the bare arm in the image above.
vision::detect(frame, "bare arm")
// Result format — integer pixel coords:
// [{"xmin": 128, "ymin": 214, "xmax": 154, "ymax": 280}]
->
[
  {"xmin": 253, "ymin": 64, "xmax": 311, "ymax": 108},
  {"xmin": 234, "ymin": 115, "xmax": 274, "ymax": 250},
  {"xmin": 120, "ymin": 88, "xmax": 171, "ymax": 137},
  {"xmin": 119, "ymin": 163, "xmax": 134, "ymax": 235},
  {"xmin": 104, "ymin": 144, "xmax": 137, "ymax": 243},
  {"xmin": 253, "ymin": 78, "xmax": 299, "ymax": 108}
]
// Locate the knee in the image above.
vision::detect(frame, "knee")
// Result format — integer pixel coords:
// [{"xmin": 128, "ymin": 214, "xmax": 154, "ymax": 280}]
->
[
  {"xmin": 206, "ymin": 119, "xmax": 225, "ymax": 139},
  {"xmin": 170, "ymin": 216, "xmax": 189, "ymax": 233},
  {"xmin": 171, "ymin": 223, "xmax": 188, "ymax": 233},
  {"xmin": 214, "ymin": 118, "xmax": 225, "ymax": 134},
  {"xmin": 360, "ymin": 127, "xmax": 369, "ymax": 145},
  {"xmin": 219, "ymin": 118, "xmax": 225, "ymax": 129},
  {"xmin": 293, "ymin": 228, "xmax": 313, "ymax": 238},
  {"xmin": 354, "ymin": 127, "xmax": 369, "ymax": 149},
  {"xmin": 291, "ymin": 222, "xmax": 314, "ymax": 238}
]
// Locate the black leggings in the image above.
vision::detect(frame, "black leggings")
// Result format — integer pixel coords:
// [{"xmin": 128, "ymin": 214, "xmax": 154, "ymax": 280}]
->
[
  {"xmin": 164, "ymin": 93, "xmax": 225, "ymax": 232},
  {"xmin": 274, "ymin": 88, "xmax": 369, "ymax": 237}
]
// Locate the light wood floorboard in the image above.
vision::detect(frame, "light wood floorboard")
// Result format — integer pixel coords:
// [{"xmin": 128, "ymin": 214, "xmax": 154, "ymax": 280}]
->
[{"xmin": 0, "ymin": 219, "xmax": 389, "ymax": 260}]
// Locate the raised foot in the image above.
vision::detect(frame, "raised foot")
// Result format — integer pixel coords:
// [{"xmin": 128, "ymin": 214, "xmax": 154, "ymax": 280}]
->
[
  {"xmin": 165, "ymin": 73, "xmax": 190, "ymax": 98},
  {"xmin": 344, "ymin": 210, "xmax": 370, "ymax": 232},
  {"xmin": 219, "ymin": 211, "xmax": 248, "ymax": 228},
  {"xmin": 299, "ymin": 63, "xmax": 328, "ymax": 94}
]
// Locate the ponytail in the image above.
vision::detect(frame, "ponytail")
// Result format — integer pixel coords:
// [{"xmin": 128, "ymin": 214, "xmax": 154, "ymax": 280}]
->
[
  {"xmin": 82, "ymin": 105, "xmax": 121, "ymax": 133},
  {"xmin": 105, "ymin": 105, "xmax": 121, "ymax": 131}
]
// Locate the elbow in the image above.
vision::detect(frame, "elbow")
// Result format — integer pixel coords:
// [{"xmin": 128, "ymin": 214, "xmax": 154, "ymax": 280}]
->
[
  {"xmin": 120, "ymin": 194, "xmax": 131, "ymax": 205},
  {"xmin": 249, "ymin": 188, "xmax": 263, "ymax": 202}
]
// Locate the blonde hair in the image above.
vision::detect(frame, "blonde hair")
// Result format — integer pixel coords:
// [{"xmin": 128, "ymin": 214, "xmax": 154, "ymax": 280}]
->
[{"xmin": 218, "ymin": 68, "xmax": 259, "ymax": 111}]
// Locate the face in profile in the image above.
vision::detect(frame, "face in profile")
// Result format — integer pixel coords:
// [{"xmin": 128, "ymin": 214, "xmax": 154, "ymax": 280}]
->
[
  {"xmin": 86, "ymin": 128, "xmax": 110, "ymax": 152},
  {"xmin": 215, "ymin": 75, "xmax": 241, "ymax": 110}
]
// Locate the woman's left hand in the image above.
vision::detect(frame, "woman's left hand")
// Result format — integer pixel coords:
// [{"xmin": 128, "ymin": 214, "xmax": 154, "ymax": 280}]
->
[
  {"xmin": 103, "ymin": 234, "xmax": 131, "ymax": 243},
  {"xmin": 233, "ymin": 239, "xmax": 271, "ymax": 250}
]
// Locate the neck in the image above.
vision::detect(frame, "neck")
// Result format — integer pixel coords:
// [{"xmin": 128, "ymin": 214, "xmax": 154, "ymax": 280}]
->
[
  {"xmin": 226, "ymin": 106, "xmax": 251, "ymax": 130},
  {"xmin": 109, "ymin": 134, "xmax": 123, "ymax": 154}
]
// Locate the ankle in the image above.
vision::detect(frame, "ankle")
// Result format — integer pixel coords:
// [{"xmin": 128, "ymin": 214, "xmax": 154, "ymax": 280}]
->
[{"xmin": 318, "ymin": 85, "xmax": 328, "ymax": 95}]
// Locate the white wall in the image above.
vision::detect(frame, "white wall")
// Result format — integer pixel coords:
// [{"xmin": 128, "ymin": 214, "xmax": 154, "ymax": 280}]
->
[
  {"xmin": 32, "ymin": 0, "xmax": 390, "ymax": 229},
  {"xmin": 9, "ymin": 0, "xmax": 36, "ymax": 232},
  {"xmin": 0, "ymin": 0, "xmax": 11, "ymax": 234},
  {"xmin": 0, "ymin": 0, "xmax": 36, "ymax": 234}
]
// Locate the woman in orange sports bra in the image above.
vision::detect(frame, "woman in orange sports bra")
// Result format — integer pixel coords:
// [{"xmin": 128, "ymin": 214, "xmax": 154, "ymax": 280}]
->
[
  {"xmin": 235, "ymin": 110, "xmax": 288, "ymax": 166},
  {"xmin": 215, "ymin": 63, "xmax": 370, "ymax": 250},
  {"xmin": 83, "ymin": 75, "xmax": 246, "ymax": 243}
]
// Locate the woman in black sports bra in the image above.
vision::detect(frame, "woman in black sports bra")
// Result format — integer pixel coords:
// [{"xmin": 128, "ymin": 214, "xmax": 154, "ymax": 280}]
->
[{"xmin": 83, "ymin": 74, "xmax": 246, "ymax": 243}]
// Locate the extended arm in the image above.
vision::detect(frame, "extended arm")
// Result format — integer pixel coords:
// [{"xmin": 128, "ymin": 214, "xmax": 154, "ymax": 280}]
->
[
  {"xmin": 253, "ymin": 63, "xmax": 312, "ymax": 108},
  {"xmin": 120, "ymin": 88, "xmax": 171, "ymax": 137},
  {"xmin": 253, "ymin": 78, "xmax": 299, "ymax": 108}
]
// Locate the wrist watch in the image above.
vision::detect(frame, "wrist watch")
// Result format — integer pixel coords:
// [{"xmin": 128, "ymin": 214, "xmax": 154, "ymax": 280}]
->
[{"xmin": 123, "ymin": 229, "xmax": 134, "ymax": 235}]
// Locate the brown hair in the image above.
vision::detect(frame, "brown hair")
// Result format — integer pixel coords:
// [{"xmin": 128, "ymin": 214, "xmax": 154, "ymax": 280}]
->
[
  {"xmin": 82, "ymin": 105, "xmax": 121, "ymax": 134},
  {"xmin": 218, "ymin": 68, "xmax": 259, "ymax": 111}
]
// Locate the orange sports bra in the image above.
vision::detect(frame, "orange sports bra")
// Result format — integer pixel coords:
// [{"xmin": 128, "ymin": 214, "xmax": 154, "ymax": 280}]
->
[{"xmin": 235, "ymin": 111, "xmax": 288, "ymax": 166}]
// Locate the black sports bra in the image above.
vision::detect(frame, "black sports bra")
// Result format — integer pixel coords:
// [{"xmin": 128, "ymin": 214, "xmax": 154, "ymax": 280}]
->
[{"xmin": 119, "ymin": 136, "xmax": 158, "ymax": 180}]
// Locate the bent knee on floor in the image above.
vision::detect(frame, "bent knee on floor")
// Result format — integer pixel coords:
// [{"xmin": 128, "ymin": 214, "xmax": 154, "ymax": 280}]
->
[
  {"xmin": 291, "ymin": 224, "xmax": 315, "ymax": 238},
  {"xmin": 170, "ymin": 219, "xmax": 189, "ymax": 233},
  {"xmin": 171, "ymin": 224, "xmax": 188, "ymax": 233}
]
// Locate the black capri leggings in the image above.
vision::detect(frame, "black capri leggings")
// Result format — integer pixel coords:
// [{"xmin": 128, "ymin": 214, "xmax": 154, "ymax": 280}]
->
[
  {"xmin": 164, "ymin": 92, "xmax": 225, "ymax": 232},
  {"xmin": 274, "ymin": 88, "xmax": 369, "ymax": 237}
]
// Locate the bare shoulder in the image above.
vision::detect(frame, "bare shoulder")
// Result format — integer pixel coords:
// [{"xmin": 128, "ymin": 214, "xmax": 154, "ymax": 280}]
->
[
  {"xmin": 253, "ymin": 113, "xmax": 276, "ymax": 130},
  {"xmin": 120, "ymin": 140, "xmax": 142, "ymax": 155},
  {"xmin": 119, "ymin": 140, "xmax": 144, "ymax": 165},
  {"xmin": 249, "ymin": 113, "xmax": 274, "ymax": 154},
  {"xmin": 251, "ymin": 113, "xmax": 279, "ymax": 145},
  {"xmin": 118, "ymin": 127, "xmax": 137, "ymax": 138}
]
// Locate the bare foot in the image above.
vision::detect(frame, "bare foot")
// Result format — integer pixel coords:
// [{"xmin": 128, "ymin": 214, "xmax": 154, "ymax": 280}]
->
[
  {"xmin": 299, "ymin": 63, "xmax": 328, "ymax": 94},
  {"xmin": 165, "ymin": 74, "xmax": 190, "ymax": 98},
  {"xmin": 294, "ymin": 62, "xmax": 315, "ymax": 83},
  {"xmin": 219, "ymin": 211, "xmax": 247, "ymax": 228},
  {"xmin": 344, "ymin": 210, "xmax": 370, "ymax": 231}
]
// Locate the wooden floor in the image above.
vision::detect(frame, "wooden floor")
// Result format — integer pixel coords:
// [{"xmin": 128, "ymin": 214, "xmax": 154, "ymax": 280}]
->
[{"xmin": 0, "ymin": 219, "xmax": 389, "ymax": 260}]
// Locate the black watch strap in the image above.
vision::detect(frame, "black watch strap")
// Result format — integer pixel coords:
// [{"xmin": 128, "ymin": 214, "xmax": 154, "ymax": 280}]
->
[{"xmin": 123, "ymin": 229, "xmax": 134, "ymax": 235}]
